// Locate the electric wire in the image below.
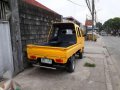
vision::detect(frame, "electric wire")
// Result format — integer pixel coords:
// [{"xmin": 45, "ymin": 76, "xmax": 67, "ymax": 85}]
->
[{"xmin": 67, "ymin": 0, "xmax": 86, "ymax": 7}]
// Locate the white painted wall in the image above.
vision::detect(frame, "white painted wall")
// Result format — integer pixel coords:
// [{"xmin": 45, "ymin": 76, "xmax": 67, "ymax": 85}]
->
[{"xmin": 0, "ymin": 21, "xmax": 14, "ymax": 79}]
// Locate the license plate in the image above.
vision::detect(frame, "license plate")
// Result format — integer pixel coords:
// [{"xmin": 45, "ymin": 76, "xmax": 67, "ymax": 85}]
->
[{"xmin": 41, "ymin": 58, "xmax": 52, "ymax": 64}]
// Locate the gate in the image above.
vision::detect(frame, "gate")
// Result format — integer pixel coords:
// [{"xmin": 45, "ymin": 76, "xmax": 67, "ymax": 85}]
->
[{"xmin": 0, "ymin": 21, "xmax": 14, "ymax": 79}]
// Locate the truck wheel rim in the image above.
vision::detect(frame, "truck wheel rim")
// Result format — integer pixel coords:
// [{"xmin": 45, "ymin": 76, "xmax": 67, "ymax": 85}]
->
[{"xmin": 72, "ymin": 60, "xmax": 75, "ymax": 69}]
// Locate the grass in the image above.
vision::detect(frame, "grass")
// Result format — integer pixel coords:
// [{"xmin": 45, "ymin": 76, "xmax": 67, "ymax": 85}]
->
[{"xmin": 84, "ymin": 62, "xmax": 96, "ymax": 67}]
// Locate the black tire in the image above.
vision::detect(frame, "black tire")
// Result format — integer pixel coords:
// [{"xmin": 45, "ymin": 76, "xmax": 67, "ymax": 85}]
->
[
  {"xmin": 78, "ymin": 51, "xmax": 83, "ymax": 59},
  {"xmin": 66, "ymin": 56, "xmax": 76, "ymax": 73}
]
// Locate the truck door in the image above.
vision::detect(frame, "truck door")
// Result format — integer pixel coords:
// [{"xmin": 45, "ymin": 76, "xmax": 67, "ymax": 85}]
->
[{"xmin": 76, "ymin": 27, "xmax": 84, "ymax": 46}]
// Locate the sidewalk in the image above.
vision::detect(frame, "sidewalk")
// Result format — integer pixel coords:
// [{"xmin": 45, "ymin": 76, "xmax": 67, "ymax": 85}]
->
[
  {"xmin": 13, "ymin": 37, "xmax": 120, "ymax": 90},
  {"xmin": 84, "ymin": 37, "xmax": 120, "ymax": 90},
  {"xmin": 83, "ymin": 38, "xmax": 110, "ymax": 90}
]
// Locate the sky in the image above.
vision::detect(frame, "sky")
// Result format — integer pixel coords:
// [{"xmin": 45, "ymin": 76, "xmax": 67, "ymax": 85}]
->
[{"xmin": 36, "ymin": 0, "xmax": 120, "ymax": 24}]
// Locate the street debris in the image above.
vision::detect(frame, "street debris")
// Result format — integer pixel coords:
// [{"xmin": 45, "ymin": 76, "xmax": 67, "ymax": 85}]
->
[
  {"xmin": 84, "ymin": 62, "xmax": 96, "ymax": 67},
  {"xmin": 0, "ymin": 80, "xmax": 21, "ymax": 90}
]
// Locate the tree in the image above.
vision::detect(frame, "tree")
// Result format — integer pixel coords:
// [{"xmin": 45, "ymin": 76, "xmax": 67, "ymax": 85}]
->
[
  {"xmin": 112, "ymin": 17, "xmax": 120, "ymax": 31},
  {"xmin": 96, "ymin": 22, "xmax": 103, "ymax": 32},
  {"xmin": 103, "ymin": 17, "xmax": 120, "ymax": 35},
  {"xmin": 103, "ymin": 19, "xmax": 113, "ymax": 33}
]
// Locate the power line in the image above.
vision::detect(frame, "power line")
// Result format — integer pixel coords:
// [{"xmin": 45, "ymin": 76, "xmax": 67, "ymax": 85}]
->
[
  {"xmin": 95, "ymin": 9, "xmax": 97, "ymax": 23},
  {"xmin": 85, "ymin": 0, "xmax": 96, "ymax": 39},
  {"xmin": 67, "ymin": 0, "xmax": 86, "ymax": 7},
  {"xmin": 87, "ymin": 0, "xmax": 91, "ymax": 10},
  {"xmin": 85, "ymin": 0, "xmax": 92, "ymax": 14}
]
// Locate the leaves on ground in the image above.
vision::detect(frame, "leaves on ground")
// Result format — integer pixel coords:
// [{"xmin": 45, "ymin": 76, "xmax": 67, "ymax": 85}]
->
[{"xmin": 84, "ymin": 62, "xmax": 96, "ymax": 67}]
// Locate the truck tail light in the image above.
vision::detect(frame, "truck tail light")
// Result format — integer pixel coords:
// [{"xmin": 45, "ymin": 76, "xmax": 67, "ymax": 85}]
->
[
  {"xmin": 55, "ymin": 59, "xmax": 63, "ymax": 63},
  {"xmin": 30, "ymin": 56, "xmax": 36, "ymax": 59}
]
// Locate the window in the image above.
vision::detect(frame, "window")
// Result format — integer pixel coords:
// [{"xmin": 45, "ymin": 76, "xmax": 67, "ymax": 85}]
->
[
  {"xmin": 66, "ymin": 29, "xmax": 73, "ymax": 35},
  {"xmin": 76, "ymin": 28, "xmax": 78, "ymax": 37},
  {"xmin": 80, "ymin": 29, "xmax": 83, "ymax": 37},
  {"xmin": 77, "ymin": 27, "xmax": 81, "ymax": 37},
  {"xmin": 54, "ymin": 28, "xmax": 59, "ymax": 37}
]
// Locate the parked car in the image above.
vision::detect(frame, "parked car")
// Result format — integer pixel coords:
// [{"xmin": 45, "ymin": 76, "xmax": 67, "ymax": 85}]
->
[
  {"xmin": 27, "ymin": 22, "xmax": 85, "ymax": 72},
  {"xmin": 100, "ymin": 31, "xmax": 107, "ymax": 36}
]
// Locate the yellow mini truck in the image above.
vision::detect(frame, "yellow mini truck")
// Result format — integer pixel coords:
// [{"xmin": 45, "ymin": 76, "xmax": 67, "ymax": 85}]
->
[{"xmin": 27, "ymin": 22, "xmax": 84, "ymax": 72}]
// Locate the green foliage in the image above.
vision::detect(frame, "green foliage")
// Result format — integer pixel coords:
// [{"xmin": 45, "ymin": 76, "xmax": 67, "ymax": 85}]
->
[
  {"xmin": 96, "ymin": 22, "xmax": 103, "ymax": 32},
  {"xmin": 103, "ymin": 17, "xmax": 120, "ymax": 33},
  {"xmin": 84, "ymin": 62, "xmax": 96, "ymax": 67}
]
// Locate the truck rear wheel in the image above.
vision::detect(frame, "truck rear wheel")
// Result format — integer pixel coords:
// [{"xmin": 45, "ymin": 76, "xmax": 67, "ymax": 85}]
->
[
  {"xmin": 78, "ymin": 52, "xmax": 83, "ymax": 59},
  {"xmin": 66, "ymin": 56, "xmax": 75, "ymax": 73}
]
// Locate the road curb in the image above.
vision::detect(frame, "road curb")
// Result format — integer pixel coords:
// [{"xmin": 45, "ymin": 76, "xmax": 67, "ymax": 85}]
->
[
  {"xmin": 104, "ymin": 56, "xmax": 113, "ymax": 90},
  {"xmin": 101, "ymin": 37, "xmax": 113, "ymax": 90},
  {"xmin": 102, "ymin": 36, "xmax": 120, "ymax": 90},
  {"xmin": 104, "ymin": 46, "xmax": 120, "ymax": 90}
]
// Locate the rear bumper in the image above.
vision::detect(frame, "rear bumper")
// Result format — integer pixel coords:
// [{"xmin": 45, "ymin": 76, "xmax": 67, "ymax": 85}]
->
[
  {"xmin": 28, "ymin": 59, "xmax": 38, "ymax": 64},
  {"xmin": 28, "ymin": 55, "xmax": 68, "ymax": 64},
  {"xmin": 40, "ymin": 60, "xmax": 67, "ymax": 68},
  {"xmin": 28, "ymin": 58, "xmax": 67, "ymax": 68}
]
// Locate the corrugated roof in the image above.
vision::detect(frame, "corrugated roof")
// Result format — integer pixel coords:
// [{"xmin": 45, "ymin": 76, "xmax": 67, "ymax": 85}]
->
[{"xmin": 23, "ymin": 0, "xmax": 59, "ymax": 15}]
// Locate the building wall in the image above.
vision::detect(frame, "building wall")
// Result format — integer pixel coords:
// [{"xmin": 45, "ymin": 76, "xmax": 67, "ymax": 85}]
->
[
  {"xmin": 0, "ymin": 0, "xmax": 23, "ymax": 76},
  {"xmin": 0, "ymin": 0, "xmax": 62, "ymax": 76},
  {"xmin": 9, "ymin": 0, "xmax": 23, "ymax": 75},
  {"xmin": 0, "ymin": 0, "xmax": 10, "ymax": 20},
  {"xmin": 0, "ymin": 21, "xmax": 14, "ymax": 78},
  {"xmin": 19, "ymin": 0, "xmax": 62, "ymax": 67}
]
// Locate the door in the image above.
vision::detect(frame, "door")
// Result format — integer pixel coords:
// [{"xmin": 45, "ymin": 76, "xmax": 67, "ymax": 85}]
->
[{"xmin": 0, "ymin": 21, "xmax": 14, "ymax": 79}]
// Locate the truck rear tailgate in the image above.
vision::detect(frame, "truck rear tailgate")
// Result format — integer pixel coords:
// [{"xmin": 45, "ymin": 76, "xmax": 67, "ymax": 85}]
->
[{"xmin": 27, "ymin": 44, "xmax": 67, "ymax": 63}]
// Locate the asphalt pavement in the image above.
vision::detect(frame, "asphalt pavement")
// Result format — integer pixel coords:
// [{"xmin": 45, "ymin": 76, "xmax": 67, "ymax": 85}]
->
[
  {"xmin": 103, "ymin": 36, "xmax": 120, "ymax": 73},
  {"xmin": 102, "ymin": 36, "xmax": 120, "ymax": 90},
  {"xmin": 102, "ymin": 36, "xmax": 120, "ymax": 61}
]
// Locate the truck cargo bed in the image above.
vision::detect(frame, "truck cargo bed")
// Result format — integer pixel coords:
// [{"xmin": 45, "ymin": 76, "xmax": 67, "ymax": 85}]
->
[{"xmin": 41, "ymin": 41, "xmax": 75, "ymax": 47}]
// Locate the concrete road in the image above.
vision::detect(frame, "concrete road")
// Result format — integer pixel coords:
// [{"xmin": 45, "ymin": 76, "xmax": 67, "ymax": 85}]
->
[{"xmin": 14, "ymin": 38, "xmax": 109, "ymax": 90}]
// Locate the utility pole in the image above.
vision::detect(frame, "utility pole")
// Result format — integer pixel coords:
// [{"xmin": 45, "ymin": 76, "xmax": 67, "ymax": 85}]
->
[
  {"xmin": 92, "ymin": 0, "xmax": 95, "ymax": 40},
  {"xmin": 85, "ymin": 0, "xmax": 95, "ymax": 40}
]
